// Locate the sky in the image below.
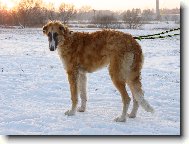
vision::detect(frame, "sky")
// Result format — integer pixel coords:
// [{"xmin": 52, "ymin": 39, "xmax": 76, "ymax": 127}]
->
[
  {"xmin": 44, "ymin": 0, "xmax": 180, "ymax": 10},
  {"xmin": 0, "ymin": 0, "xmax": 180, "ymax": 11}
]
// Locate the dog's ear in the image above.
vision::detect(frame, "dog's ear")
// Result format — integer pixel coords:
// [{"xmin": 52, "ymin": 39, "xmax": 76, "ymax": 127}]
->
[
  {"xmin": 43, "ymin": 25, "xmax": 48, "ymax": 34},
  {"xmin": 60, "ymin": 26, "xmax": 71, "ymax": 36}
]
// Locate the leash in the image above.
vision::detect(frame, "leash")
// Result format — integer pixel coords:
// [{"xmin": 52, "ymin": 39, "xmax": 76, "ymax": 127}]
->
[{"xmin": 133, "ymin": 28, "xmax": 180, "ymax": 40}]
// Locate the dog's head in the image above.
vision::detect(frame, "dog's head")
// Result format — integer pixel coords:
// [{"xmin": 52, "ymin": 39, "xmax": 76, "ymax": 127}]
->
[{"xmin": 43, "ymin": 21, "xmax": 70, "ymax": 51}]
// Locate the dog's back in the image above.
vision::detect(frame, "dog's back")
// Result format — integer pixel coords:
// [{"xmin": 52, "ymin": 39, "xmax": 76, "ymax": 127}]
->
[{"xmin": 59, "ymin": 30, "xmax": 143, "ymax": 73}]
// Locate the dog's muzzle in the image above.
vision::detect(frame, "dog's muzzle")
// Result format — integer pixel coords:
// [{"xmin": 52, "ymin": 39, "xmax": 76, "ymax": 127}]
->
[
  {"xmin": 48, "ymin": 32, "xmax": 58, "ymax": 51},
  {"xmin": 49, "ymin": 45, "xmax": 56, "ymax": 51}
]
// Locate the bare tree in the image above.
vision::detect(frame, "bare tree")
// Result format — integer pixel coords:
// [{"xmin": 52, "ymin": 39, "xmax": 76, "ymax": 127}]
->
[
  {"xmin": 92, "ymin": 14, "xmax": 118, "ymax": 29},
  {"xmin": 79, "ymin": 5, "xmax": 92, "ymax": 13},
  {"xmin": 45, "ymin": 3, "xmax": 57, "ymax": 21},
  {"xmin": 0, "ymin": 5, "xmax": 6, "ymax": 25},
  {"xmin": 58, "ymin": 3, "xmax": 77, "ymax": 24},
  {"xmin": 171, "ymin": 14, "xmax": 180, "ymax": 24},
  {"xmin": 142, "ymin": 9, "xmax": 156, "ymax": 22},
  {"xmin": 122, "ymin": 9, "xmax": 142, "ymax": 29},
  {"xmin": 15, "ymin": 0, "xmax": 36, "ymax": 27},
  {"xmin": 27, "ymin": 0, "xmax": 46, "ymax": 26},
  {"xmin": 76, "ymin": 5, "xmax": 92, "ymax": 21},
  {"xmin": 15, "ymin": 0, "xmax": 49, "ymax": 27}
]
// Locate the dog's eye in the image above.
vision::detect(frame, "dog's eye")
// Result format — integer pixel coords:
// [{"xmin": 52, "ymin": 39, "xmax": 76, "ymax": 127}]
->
[
  {"xmin": 43, "ymin": 26, "xmax": 47, "ymax": 34},
  {"xmin": 59, "ymin": 26, "xmax": 64, "ymax": 31},
  {"xmin": 54, "ymin": 33, "xmax": 58, "ymax": 37}
]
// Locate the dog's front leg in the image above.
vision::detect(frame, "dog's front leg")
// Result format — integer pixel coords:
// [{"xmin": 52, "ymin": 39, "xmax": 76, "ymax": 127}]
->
[
  {"xmin": 65, "ymin": 71, "xmax": 78, "ymax": 116},
  {"xmin": 77, "ymin": 71, "xmax": 87, "ymax": 112}
]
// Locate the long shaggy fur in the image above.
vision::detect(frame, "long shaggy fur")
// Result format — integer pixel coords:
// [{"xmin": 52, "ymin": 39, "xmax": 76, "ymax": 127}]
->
[{"xmin": 43, "ymin": 21, "xmax": 154, "ymax": 122}]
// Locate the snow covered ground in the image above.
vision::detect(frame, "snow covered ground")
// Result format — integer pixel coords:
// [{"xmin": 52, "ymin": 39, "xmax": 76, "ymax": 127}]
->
[{"xmin": 0, "ymin": 25, "xmax": 180, "ymax": 135}]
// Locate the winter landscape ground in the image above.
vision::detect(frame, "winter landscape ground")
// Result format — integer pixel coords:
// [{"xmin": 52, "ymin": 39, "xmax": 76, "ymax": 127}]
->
[{"xmin": 0, "ymin": 22, "xmax": 180, "ymax": 135}]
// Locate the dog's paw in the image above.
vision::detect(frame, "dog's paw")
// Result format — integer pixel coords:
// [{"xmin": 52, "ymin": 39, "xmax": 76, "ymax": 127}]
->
[
  {"xmin": 65, "ymin": 110, "xmax": 75, "ymax": 116},
  {"xmin": 77, "ymin": 107, "xmax": 85, "ymax": 112},
  {"xmin": 128, "ymin": 113, "xmax": 136, "ymax": 118},
  {"xmin": 114, "ymin": 116, "xmax": 126, "ymax": 122}
]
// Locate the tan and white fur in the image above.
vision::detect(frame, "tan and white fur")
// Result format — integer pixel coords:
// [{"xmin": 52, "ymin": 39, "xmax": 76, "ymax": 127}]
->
[{"xmin": 43, "ymin": 21, "xmax": 154, "ymax": 122}]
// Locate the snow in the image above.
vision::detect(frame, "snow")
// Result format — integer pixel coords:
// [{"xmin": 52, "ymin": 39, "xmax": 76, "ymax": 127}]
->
[{"xmin": 0, "ymin": 24, "xmax": 180, "ymax": 135}]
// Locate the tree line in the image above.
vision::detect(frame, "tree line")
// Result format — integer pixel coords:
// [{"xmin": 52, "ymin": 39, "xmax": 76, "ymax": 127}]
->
[
  {"xmin": 0, "ymin": 0, "xmax": 180, "ymax": 29},
  {"xmin": 0, "ymin": 0, "xmax": 77, "ymax": 27}
]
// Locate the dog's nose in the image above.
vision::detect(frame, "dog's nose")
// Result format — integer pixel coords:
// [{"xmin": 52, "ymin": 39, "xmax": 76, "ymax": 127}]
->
[{"xmin": 50, "ymin": 46, "xmax": 55, "ymax": 51}]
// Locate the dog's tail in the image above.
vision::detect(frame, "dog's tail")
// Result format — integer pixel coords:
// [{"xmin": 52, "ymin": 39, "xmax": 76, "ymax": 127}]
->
[
  {"xmin": 129, "ymin": 40, "xmax": 154, "ymax": 113},
  {"xmin": 132, "ymin": 85, "xmax": 154, "ymax": 113}
]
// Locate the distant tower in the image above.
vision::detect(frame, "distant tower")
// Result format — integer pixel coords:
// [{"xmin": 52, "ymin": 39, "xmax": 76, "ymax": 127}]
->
[
  {"xmin": 93, "ymin": 9, "xmax": 96, "ymax": 18},
  {"xmin": 156, "ymin": 0, "xmax": 161, "ymax": 20}
]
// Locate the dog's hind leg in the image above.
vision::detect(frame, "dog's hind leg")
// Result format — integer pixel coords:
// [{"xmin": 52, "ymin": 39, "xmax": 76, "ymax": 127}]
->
[
  {"xmin": 77, "ymin": 70, "xmax": 87, "ymax": 112},
  {"xmin": 127, "ymin": 85, "xmax": 139, "ymax": 118},
  {"xmin": 112, "ymin": 79, "xmax": 131, "ymax": 122},
  {"xmin": 65, "ymin": 70, "xmax": 79, "ymax": 116},
  {"xmin": 109, "ymin": 60, "xmax": 131, "ymax": 122}
]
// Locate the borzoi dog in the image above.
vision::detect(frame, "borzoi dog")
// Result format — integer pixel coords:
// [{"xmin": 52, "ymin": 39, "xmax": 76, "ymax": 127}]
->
[{"xmin": 43, "ymin": 21, "xmax": 154, "ymax": 122}]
